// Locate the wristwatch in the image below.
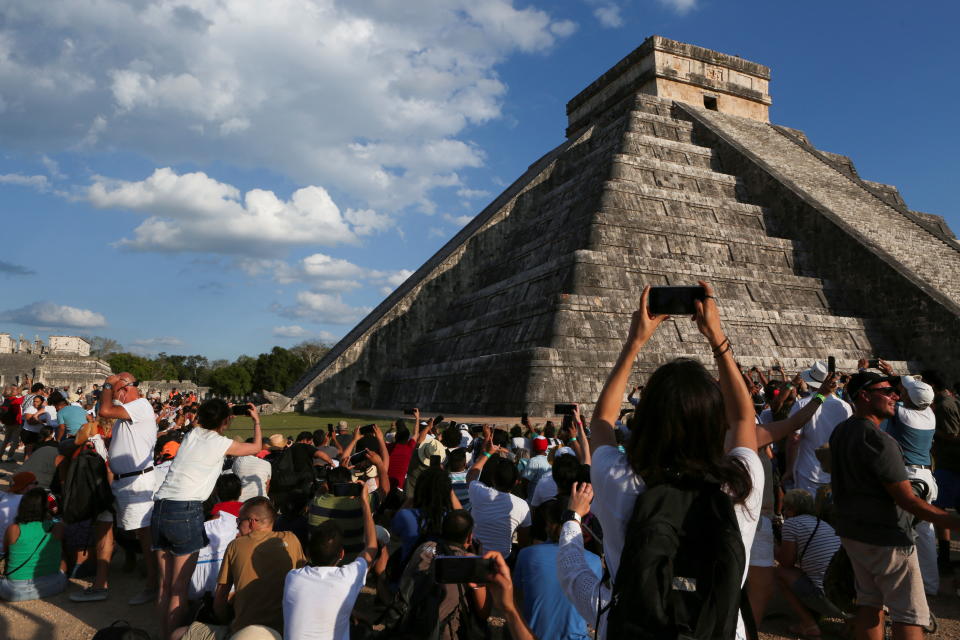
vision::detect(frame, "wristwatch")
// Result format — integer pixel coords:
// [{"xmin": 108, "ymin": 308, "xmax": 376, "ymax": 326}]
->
[
  {"xmin": 102, "ymin": 382, "xmax": 113, "ymax": 390},
  {"xmin": 562, "ymin": 510, "xmax": 582, "ymax": 524}
]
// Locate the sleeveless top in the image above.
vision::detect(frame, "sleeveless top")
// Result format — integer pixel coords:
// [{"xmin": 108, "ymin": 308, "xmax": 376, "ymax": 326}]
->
[{"xmin": 6, "ymin": 520, "xmax": 61, "ymax": 580}]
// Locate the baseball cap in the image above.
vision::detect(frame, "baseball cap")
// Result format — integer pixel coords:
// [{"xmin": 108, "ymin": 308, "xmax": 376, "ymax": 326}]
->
[
  {"xmin": 900, "ymin": 376, "xmax": 934, "ymax": 410},
  {"xmin": 532, "ymin": 437, "xmax": 549, "ymax": 452},
  {"xmin": 846, "ymin": 371, "xmax": 895, "ymax": 400}
]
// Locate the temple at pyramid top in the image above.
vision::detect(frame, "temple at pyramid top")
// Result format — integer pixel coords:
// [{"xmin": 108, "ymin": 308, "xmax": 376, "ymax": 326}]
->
[
  {"xmin": 276, "ymin": 36, "xmax": 960, "ymax": 418},
  {"xmin": 566, "ymin": 35, "xmax": 772, "ymax": 135}
]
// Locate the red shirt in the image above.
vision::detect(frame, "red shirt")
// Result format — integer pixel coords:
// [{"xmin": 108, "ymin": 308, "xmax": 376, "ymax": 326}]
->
[
  {"xmin": 387, "ymin": 440, "xmax": 417, "ymax": 489},
  {"xmin": 211, "ymin": 501, "xmax": 243, "ymax": 517}
]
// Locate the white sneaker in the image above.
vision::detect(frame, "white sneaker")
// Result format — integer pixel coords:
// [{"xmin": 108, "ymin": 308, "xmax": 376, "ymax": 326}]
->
[{"xmin": 127, "ymin": 587, "xmax": 157, "ymax": 606}]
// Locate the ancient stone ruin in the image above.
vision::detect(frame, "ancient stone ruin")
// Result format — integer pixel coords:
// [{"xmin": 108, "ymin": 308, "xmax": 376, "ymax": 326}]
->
[
  {"xmin": 0, "ymin": 333, "xmax": 112, "ymax": 391},
  {"xmin": 281, "ymin": 35, "xmax": 959, "ymax": 417}
]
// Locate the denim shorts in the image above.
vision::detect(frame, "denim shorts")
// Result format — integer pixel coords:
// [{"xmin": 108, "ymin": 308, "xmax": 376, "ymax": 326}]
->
[{"xmin": 151, "ymin": 499, "xmax": 208, "ymax": 556}]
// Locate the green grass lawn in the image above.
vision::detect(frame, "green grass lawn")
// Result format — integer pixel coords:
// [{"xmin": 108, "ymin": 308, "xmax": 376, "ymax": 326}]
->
[{"xmin": 225, "ymin": 412, "xmax": 388, "ymax": 439}]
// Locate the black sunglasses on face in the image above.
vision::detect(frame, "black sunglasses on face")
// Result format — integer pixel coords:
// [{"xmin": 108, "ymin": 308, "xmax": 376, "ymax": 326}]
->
[{"xmin": 866, "ymin": 386, "xmax": 899, "ymax": 397}]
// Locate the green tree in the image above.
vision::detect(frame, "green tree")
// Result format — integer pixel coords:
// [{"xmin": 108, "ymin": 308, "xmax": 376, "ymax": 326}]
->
[
  {"xmin": 290, "ymin": 339, "xmax": 333, "ymax": 367},
  {"xmin": 252, "ymin": 346, "xmax": 307, "ymax": 393},
  {"xmin": 107, "ymin": 352, "xmax": 156, "ymax": 381},
  {"xmin": 207, "ymin": 363, "xmax": 253, "ymax": 397}
]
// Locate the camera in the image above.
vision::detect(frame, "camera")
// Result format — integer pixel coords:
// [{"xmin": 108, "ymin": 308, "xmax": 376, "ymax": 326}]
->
[
  {"xmin": 332, "ymin": 483, "xmax": 362, "ymax": 498},
  {"xmin": 359, "ymin": 423, "xmax": 375, "ymax": 436},
  {"xmin": 433, "ymin": 556, "xmax": 495, "ymax": 584}
]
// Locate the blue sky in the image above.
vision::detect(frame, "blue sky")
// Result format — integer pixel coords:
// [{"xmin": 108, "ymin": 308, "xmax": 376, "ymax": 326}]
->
[{"xmin": 1, "ymin": 0, "xmax": 956, "ymax": 361}]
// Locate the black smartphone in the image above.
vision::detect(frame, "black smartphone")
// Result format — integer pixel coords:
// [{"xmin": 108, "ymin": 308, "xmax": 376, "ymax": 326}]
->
[
  {"xmin": 554, "ymin": 403, "xmax": 577, "ymax": 416},
  {"xmin": 433, "ymin": 556, "xmax": 495, "ymax": 584},
  {"xmin": 230, "ymin": 404, "xmax": 250, "ymax": 416},
  {"xmin": 403, "ymin": 408, "xmax": 416, "ymax": 416},
  {"xmin": 359, "ymin": 423, "xmax": 375, "ymax": 436},
  {"xmin": 868, "ymin": 358, "xmax": 881, "ymax": 369},
  {"xmin": 430, "ymin": 454, "xmax": 442, "ymax": 469},
  {"xmin": 576, "ymin": 464, "xmax": 592, "ymax": 484},
  {"xmin": 327, "ymin": 423, "xmax": 334, "ymax": 435},
  {"xmin": 647, "ymin": 285, "xmax": 707, "ymax": 315},
  {"xmin": 827, "ymin": 356, "xmax": 836, "ymax": 374},
  {"xmin": 348, "ymin": 448, "xmax": 369, "ymax": 466},
  {"xmin": 332, "ymin": 483, "xmax": 362, "ymax": 497}
]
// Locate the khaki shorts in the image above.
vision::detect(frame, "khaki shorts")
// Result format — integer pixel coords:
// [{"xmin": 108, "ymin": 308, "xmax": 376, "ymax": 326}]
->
[
  {"xmin": 181, "ymin": 622, "xmax": 230, "ymax": 640},
  {"xmin": 841, "ymin": 537, "xmax": 929, "ymax": 626}
]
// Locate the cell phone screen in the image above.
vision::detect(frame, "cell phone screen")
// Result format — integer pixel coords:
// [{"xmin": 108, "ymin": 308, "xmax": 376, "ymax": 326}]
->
[
  {"xmin": 349, "ymin": 448, "xmax": 369, "ymax": 466},
  {"xmin": 827, "ymin": 356, "xmax": 836, "ymax": 374},
  {"xmin": 554, "ymin": 403, "xmax": 577, "ymax": 416},
  {"xmin": 647, "ymin": 286, "xmax": 706, "ymax": 316},
  {"xmin": 433, "ymin": 556, "xmax": 495, "ymax": 584},
  {"xmin": 230, "ymin": 404, "xmax": 250, "ymax": 416},
  {"xmin": 332, "ymin": 483, "xmax": 362, "ymax": 497}
]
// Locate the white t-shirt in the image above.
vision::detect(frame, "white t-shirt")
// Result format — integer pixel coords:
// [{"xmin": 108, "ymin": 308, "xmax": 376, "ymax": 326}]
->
[
  {"xmin": 108, "ymin": 397, "xmax": 157, "ymax": 476},
  {"xmin": 232, "ymin": 455, "xmax": 273, "ymax": 502},
  {"xmin": 511, "ymin": 436, "xmax": 530, "ymax": 451},
  {"xmin": 530, "ymin": 471, "xmax": 557, "ymax": 507},
  {"xmin": 0, "ymin": 492, "xmax": 24, "ymax": 555},
  {"xmin": 22, "ymin": 405, "xmax": 56, "ymax": 432},
  {"xmin": 189, "ymin": 512, "xmax": 239, "ymax": 599},
  {"xmin": 789, "ymin": 395, "xmax": 852, "ymax": 488},
  {"xmin": 467, "ymin": 480, "xmax": 532, "ymax": 556},
  {"xmin": 156, "ymin": 427, "xmax": 233, "ymax": 502},
  {"xmin": 283, "ymin": 557, "xmax": 369, "ymax": 640},
  {"xmin": 591, "ymin": 445, "xmax": 763, "ymax": 640}
]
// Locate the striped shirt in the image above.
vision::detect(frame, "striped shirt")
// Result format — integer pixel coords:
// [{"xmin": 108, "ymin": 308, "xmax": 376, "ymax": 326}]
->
[
  {"xmin": 308, "ymin": 494, "xmax": 368, "ymax": 562},
  {"xmin": 782, "ymin": 514, "xmax": 841, "ymax": 590}
]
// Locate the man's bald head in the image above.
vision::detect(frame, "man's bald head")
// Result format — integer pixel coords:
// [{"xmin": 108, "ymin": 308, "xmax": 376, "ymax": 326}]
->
[{"xmin": 239, "ymin": 497, "xmax": 277, "ymax": 533}]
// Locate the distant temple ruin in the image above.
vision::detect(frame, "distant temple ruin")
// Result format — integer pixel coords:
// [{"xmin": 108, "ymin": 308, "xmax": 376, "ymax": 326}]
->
[
  {"xmin": 0, "ymin": 333, "xmax": 112, "ymax": 391},
  {"xmin": 281, "ymin": 35, "xmax": 959, "ymax": 417}
]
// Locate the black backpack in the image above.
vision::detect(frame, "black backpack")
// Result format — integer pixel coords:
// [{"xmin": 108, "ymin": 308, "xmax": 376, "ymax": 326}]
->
[
  {"xmin": 604, "ymin": 474, "xmax": 754, "ymax": 640},
  {"xmin": 62, "ymin": 449, "xmax": 114, "ymax": 524},
  {"xmin": 92, "ymin": 620, "xmax": 151, "ymax": 640},
  {"xmin": 269, "ymin": 448, "xmax": 300, "ymax": 493}
]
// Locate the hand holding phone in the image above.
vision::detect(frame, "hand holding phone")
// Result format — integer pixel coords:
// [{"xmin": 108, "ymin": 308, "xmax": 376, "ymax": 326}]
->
[
  {"xmin": 230, "ymin": 403, "xmax": 251, "ymax": 416},
  {"xmin": 433, "ymin": 556, "xmax": 496, "ymax": 584},
  {"xmin": 348, "ymin": 448, "xmax": 369, "ymax": 467},
  {"xmin": 647, "ymin": 285, "xmax": 707, "ymax": 316}
]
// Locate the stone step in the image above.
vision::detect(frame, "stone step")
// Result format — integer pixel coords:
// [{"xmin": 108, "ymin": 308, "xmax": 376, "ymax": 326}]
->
[
  {"xmin": 684, "ymin": 105, "xmax": 960, "ymax": 308},
  {"xmin": 620, "ymin": 131, "xmax": 722, "ymax": 173}
]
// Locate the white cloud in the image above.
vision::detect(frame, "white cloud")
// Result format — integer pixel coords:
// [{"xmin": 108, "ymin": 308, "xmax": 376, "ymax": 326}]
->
[
  {"xmin": 272, "ymin": 325, "xmax": 310, "ymax": 338},
  {"xmin": 86, "ymin": 168, "xmax": 389, "ymax": 256},
  {"xmin": 594, "ymin": 5, "xmax": 624, "ymax": 28},
  {"xmin": 0, "ymin": 173, "xmax": 49, "ymax": 191},
  {"xmin": 658, "ymin": 0, "xmax": 697, "ymax": 13},
  {"xmin": 130, "ymin": 336, "xmax": 185, "ymax": 348},
  {"xmin": 41, "ymin": 156, "xmax": 65, "ymax": 180},
  {"xmin": 275, "ymin": 292, "xmax": 372, "ymax": 325},
  {"xmin": 443, "ymin": 213, "xmax": 476, "ymax": 227},
  {"xmin": 0, "ymin": 1, "xmax": 576, "ymax": 213},
  {"xmin": 456, "ymin": 188, "xmax": 491, "ymax": 199},
  {"xmin": 1, "ymin": 301, "xmax": 107, "ymax": 328}
]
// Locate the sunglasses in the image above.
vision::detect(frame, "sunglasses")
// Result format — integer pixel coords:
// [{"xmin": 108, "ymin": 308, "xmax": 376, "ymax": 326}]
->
[{"xmin": 865, "ymin": 386, "xmax": 899, "ymax": 397}]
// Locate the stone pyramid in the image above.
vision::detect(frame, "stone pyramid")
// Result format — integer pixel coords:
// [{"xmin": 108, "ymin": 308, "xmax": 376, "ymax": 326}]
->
[{"xmin": 282, "ymin": 36, "xmax": 960, "ymax": 417}]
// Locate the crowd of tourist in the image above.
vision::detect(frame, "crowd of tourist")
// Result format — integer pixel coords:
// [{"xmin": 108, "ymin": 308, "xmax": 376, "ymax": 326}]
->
[{"xmin": 0, "ymin": 280, "xmax": 959, "ymax": 640}]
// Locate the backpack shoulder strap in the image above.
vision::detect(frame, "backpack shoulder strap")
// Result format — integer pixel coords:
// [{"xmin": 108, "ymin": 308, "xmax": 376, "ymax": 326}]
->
[{"xmin": 798, "ymin": 517, "xmax": 822, "ymax": 563}]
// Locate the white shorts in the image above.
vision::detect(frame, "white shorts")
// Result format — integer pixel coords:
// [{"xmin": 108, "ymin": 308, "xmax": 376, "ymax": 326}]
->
[
  {"xmin": 750, "ymin": 515, "xmax": 775, "ymax": 568},
  {"xmin": 112, "ymin": 471, "xmax": 156, "ymax": 531}
]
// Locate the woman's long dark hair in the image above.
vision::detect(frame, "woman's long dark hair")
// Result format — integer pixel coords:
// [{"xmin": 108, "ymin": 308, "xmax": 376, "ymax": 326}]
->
[
  {"xmin": 626, "ymin": 358, "xmax": 752, "ymax": 503},
  {"xmin": 414, "ymin": 467, "xmax": 454, "ymax": 536},
  {"xmin": 15, "ymin": 487, "xmax": 50, "ymax": 524}
]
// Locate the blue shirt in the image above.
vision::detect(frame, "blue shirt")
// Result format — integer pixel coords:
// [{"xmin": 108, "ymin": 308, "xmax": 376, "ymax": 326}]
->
[
  {"xmin": 57, "ymin": 405, "xmax": 88, "ymax": 437},
  {"xmin": 391, "ymin": 508, "xmax": 422, "ymax": 563},
  {"xmin": 882, "ymin": 404, "xmax": 935, "ymax": 467},
  {"xmin": 514, "ymin": 541, "xmax": 602, "ymax": 640}
]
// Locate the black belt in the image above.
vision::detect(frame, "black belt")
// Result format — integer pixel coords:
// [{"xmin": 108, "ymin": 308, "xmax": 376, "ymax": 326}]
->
[
  {"xmin": 116, "ymin": 466, "xmax": 154, "ymax": 479},
  {"xmin": 907, "ymin": 464, "xmax": 932, "ymax": 470}
]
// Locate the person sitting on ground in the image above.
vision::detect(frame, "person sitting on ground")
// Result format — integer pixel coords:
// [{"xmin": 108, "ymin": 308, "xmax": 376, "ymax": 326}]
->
[
  {"xmin": 21, "ymin": 393, "xmax": 55, "ymax": 460},
  {"xmin": 283, "ymin": 481, "xmax": 379, "ymax": 640},
  {"xmin": 0, "ymin": 472, "xmax": 38, "ymax": 557},
  {"xmin": 384, "ymin": 509, "xmax": 488, "ymax": 640},
  {"xmin": 308, "ymin": 453, "xmax": 388, "ymax": 563},
  {"xmin": 588, "ymin": 283, "xmax": 763, "ymax": 639},
  {"xmin": 312, "ymin": 429, "xmax": 341, "ymax": 463},
  {"xmin": 153, "ymin": 400, "xmax": 263, "ymax": 640},
  {"xmin": 211, "ymin": 473, "xmax": 244, "ymax": 517},
  {"xmin": 188, "ymin": 492, "xmax": 239, "ymax": 603},
  {"xmin": 514, "ymin": 497, "xmax": 601, "ymax": 640},
  {"xmin": 775, "ymin": 489, "xmax": 842, "ymax": 639},
  {"xmin": 0, "ymin": 487, "xmax": 66, "ymax": 602},
  {"xmin": 467, "ymin": 430, "xmax": 531, "ymax": 557},
  {"xmin": 447, "ymin": 448, "xmax": 471, "ymax": 510},
  {"xmin": 391, "ymin": 466, "xmax": 461, "ymax": 564},
  {"xmin": 19, "ymin": 427, "xmax": 59, "ymax": 489},
  {"xmin": 174, "ymin": 497, "xmax": 306, "ymax": 640},
  {"xmin": 232, "ymin": 443, "xmax": 272, "ymax": 503}
]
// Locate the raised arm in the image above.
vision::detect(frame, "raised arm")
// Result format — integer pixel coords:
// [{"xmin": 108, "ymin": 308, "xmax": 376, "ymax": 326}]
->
[
  {"xmin": 694, "ymin": 281, "xmax": 756, "ymax": 452},
  {"xmin": 366, "ymin": 450, "xmax": 391, "ymax": 499},
  {"xmin": 225, "ymin": 404, "xmax": 262, "ymax": 457},
  {"xmin": 590, "ymin": 285, "xmax": 668, "ymax": 451},
  {"xmin": 341, "ymin": 426, "xmax": 362, "ymax": 461},
  {"xmin": 570, "ymin": 405, "xmax": 590, "ymax": 465},
  {"xmin": 467, "ymin": 429, "xmax": 496, "ymax": 484},
  {"xmin": 97, "ymin": 374, "xmax": 132, "ymax": 421},
  {"xmin": 756, "ymin": 374, "xmax": 838, "ymax": 448},
  {"xmin": 358, "ymin": 482, "xmax": 379, "ymax": 566}
]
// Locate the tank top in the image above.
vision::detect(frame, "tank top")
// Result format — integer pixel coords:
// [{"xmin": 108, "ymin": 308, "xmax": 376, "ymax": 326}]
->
[{"xmin": 6, "ymin": 520, "xmax": 61, "ymax": 580}]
